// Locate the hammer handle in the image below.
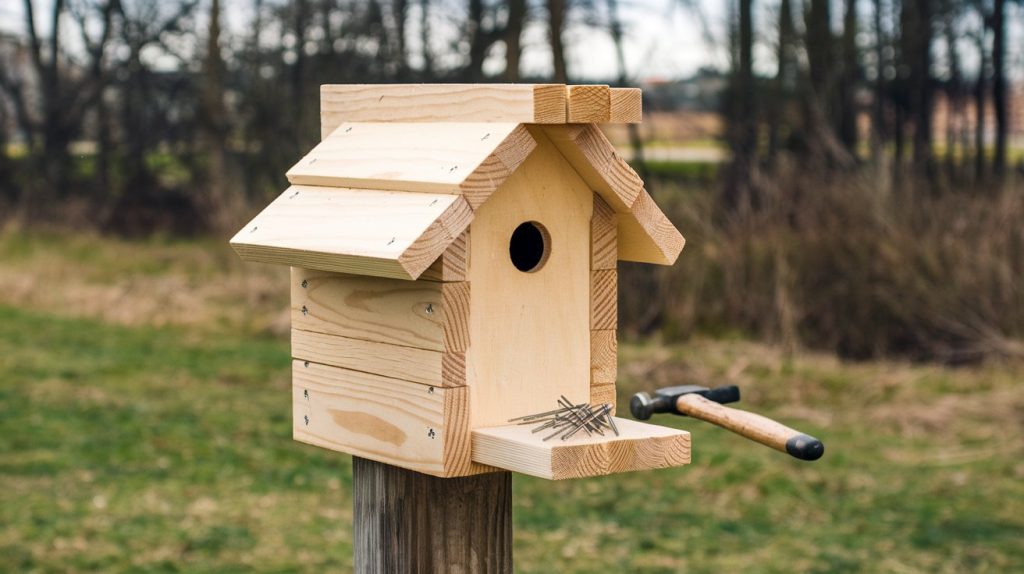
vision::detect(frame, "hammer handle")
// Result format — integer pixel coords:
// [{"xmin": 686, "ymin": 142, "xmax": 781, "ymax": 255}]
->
[{"xmin": 675, "ymin": 394, "xmax": 824, "ymax": 461}]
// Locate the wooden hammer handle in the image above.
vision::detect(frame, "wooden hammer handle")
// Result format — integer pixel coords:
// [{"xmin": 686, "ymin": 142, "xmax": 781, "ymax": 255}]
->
[{"xmin": 675, "ymin": 394, "xmax": 824, "ymax": 461}]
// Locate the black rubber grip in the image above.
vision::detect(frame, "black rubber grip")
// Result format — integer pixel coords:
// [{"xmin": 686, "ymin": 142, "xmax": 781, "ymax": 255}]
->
[{"xmin": 785, "ymin": 434, "xmax": 825, "ymax": 461}]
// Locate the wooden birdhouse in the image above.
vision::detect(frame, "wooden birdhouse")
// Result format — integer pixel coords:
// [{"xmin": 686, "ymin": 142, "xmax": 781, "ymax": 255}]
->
[{"xmin": 231, "ymin": 84, "xmax": 690, "ymax": 480}]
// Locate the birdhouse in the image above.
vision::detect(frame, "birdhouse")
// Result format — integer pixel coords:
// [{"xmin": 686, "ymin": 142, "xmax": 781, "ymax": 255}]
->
[{"xmin": 231, "ymin": 84, "xmax": 690, "ymax": 480}]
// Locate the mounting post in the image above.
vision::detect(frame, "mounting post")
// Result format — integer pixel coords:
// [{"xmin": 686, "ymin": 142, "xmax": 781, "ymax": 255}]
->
[{"xmin": 353, "ymin": 457, "xmax": 513, "ymax": 573}]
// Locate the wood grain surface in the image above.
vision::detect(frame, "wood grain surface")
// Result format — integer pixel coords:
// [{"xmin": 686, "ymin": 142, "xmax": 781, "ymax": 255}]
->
[
  {"xmin": 353, "ymin": 457, "xmax": 512, "ymax": 573},
  {"xmin": 466, "ymin": 129, "xmax": 593, "ymax": 428},
  {"xmin": 230, "ymin": 185, "xmax": 471, "ymax": 280},
  {"xmin": 321, "ymin": 83, "xmax": 567, "ymax": 135},
  {"xmin": 471, "ymin": 418, "xmax": 690, "ymax": 480}
]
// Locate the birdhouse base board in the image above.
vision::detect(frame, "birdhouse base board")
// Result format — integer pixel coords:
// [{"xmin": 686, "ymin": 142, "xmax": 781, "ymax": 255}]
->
[{"xmin": 470, "ymin": 418, "xmax": 690, "ymax": 480}]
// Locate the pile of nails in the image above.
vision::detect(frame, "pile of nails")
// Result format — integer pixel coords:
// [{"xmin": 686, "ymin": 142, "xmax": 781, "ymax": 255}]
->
[{"xmin": 508, "ymin": 396, "xmax": 620, "ymax": 441}]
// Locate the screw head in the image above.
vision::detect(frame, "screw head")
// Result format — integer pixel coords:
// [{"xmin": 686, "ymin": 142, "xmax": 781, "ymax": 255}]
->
[{"xmin": 301, "ymin": 279, "xmax": 308, "ymax": 288}]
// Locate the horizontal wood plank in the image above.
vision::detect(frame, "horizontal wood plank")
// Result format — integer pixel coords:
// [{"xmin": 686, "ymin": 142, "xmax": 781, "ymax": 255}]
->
[
  {"xmin": 291, "ymin": 329, "xmax": 465, "ymax": 388},
  {"xmin": 471, "ymin": 418, "xmax": 690, "ymax": 480},
  {"xmin": 609, "ymin": 88, "xmax": 642, "ymax": 123},
  {"xmin": 294, "ymin": 360, "xmax": 465, "ymax": 476},
  {"xmin": 292, "ymin": 268, "xmax": 472, "ymax": 352},
  {"xmin": 567, "ymin": 85, "xmax": 611, "ymax": 123},
  {"xmin": 230, "ymin": 185, "xmax": 470, "ymax": 280},
  {"xmin": 320, "ymin": 84, "xmax": 567, "ymax": 135},
  {"xmin": 287, "ymin": 122, "xmax": 533, "ymax": 204},
  {"xmin": 617, "ymin": 189, "xmax": 686, "ymax": 265}
]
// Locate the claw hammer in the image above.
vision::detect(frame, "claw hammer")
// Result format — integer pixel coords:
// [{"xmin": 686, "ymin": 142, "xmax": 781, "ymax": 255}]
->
[{"xmin": 630, "ymin": 385, "xmax": 825, "ymax": 461}]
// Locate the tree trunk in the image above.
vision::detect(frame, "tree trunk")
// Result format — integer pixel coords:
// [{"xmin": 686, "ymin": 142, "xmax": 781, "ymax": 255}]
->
[
  {"xmin": 548, "ymin": 0, "xmax": 568, "ymax": 82},
  {"xmin": 467, "ymin": 0, "xmax": 487, "ymax": 81},
  {"xmin": 393, "ymin": 0, "xmax": 410, "ymax": 80},
  {"xmin": 353, "ymin": 458, "xmax": 512, "ymax": 573},
  {"xmin": 991, "ymin": 0, "xmax": 1006, "ymax": 177},
  {"xmin": 420, "ymin": 0, "xmax": 434, "ymax": 77},
  {"xmin": 202, "ymin": 0, "xmax": 239, "ymax": 232},
  {"xmin": 723, "ymin": 0, "xmax": 757, "ymax": 211},
  {"xmin": 871, "ymin": 0, "xmax": 887, "ymax": 163},
  {"xmin": 909, "ymin": 0, "xmax": 934, "ymax": 178},
  {"xmin": 974, "ymin": 21, "xmax": 987, "ymax": 182},
  {"xmin": 838, "ymin": 0, "xmax": 859, "ymax": 155},
  {"xmin": 505, "ymin": 0, "xmax": 526, "ymax": 81},
  {"xmin": 768, "ymin": 0, "xmax": 795, "ymax": 162},
  {"xmin": 606, "ymin": 0, "xmax": 647, "ymax": 180}
]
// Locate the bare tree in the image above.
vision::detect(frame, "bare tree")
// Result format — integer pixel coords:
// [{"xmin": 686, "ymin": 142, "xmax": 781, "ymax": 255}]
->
[
  {"xmin": 991, "ymin": 0, "xmax": 1007, "ymax": 176},
  {"xmin": 548, "ymin": 0, "xmax": 568, "ymax": 82},
  {"xmin": 505, "ymin": 0, "xmax": 527, "ymax": 81}
]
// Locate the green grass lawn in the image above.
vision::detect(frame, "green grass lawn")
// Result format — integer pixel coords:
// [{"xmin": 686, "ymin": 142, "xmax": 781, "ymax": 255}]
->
[{"xmin": 1, "ymin": 233, "xmax": 1022, "ymax": 572}]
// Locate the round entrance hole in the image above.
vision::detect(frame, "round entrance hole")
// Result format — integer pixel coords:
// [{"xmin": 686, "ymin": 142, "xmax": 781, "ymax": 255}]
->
[{"xmin": 508, "ymin": 221, "xmax": 551, "ymax": 272}]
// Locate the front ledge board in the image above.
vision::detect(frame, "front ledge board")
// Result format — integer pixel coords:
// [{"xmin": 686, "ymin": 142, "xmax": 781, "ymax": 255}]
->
[
  {"xmin": 230, "ymin": 185, "xmax": 471, "ymax": 280},
  {"xmin": 471, "ymin": 418, "xmax": 690, "ymax": 480}
]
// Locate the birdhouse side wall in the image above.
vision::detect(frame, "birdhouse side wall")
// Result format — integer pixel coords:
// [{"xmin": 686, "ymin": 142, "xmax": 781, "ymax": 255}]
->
[
  {"xmin": 288, "ymin": 266, "xmax": 485, "ymax": 477},
  {"xmin": 590, "ymin": 195, "xmax": 618, "ymax": 412}
]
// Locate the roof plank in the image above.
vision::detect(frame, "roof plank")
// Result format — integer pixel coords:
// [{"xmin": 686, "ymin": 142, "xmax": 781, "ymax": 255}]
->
[
  {"xmin": 320, "ymin": 84, "xmax": 567, "ymax": 136},
  {"xmin": 230, "ymin": 185, "xmax": 472, "ymax": 280},
  {"xmin": 287, "ymin": 122, "xmax": 536, "ymax": 209},
  {"xmin": 566, "ymin": 85, "xmax": 611, "ymax": 123},
  {"xmin": 617, "ymin": 189, "xmax": 686, "ymax": 265},
  {"xmin": 609, "ymin": 88, "xmax": 642, "ymax": 123}
]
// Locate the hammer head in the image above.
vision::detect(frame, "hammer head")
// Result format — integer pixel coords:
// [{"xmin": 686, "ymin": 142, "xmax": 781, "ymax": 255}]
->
[{"xmin": 630, "ymin": 384, "xmax": 741, "ymax": 420}]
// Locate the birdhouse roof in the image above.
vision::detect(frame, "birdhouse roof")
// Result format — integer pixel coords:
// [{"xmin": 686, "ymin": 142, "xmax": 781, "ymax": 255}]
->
[{"xmin": 230, "ymin": 84, "xmax": 684, "ymax": 280}]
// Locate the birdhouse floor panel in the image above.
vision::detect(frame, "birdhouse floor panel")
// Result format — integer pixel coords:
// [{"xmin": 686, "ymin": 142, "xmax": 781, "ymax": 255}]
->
[
  {"xmin": 471, "ymin": 418, "xmax": 690, "ymax": 480},
  {"xmin": 293, "ymin": 360, "xmax": 475, "ymax": 477}
]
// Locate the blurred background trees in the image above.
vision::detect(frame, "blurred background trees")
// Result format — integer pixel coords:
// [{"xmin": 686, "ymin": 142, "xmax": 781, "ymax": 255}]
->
[{"xmin": 0, "ymin": 0, "xmax": 1023, "ymax": 362}]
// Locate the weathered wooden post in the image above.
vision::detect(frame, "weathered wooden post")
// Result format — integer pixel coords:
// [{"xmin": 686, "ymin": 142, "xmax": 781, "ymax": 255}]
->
[{"xmin": 230, "ymin": 84, "xmax": 687, "ymax": 571}]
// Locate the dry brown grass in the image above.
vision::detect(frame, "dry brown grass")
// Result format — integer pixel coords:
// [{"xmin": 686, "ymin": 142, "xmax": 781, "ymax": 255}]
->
[
  {"xmin": 0, "ymin": 231, "xmax": 290, "ymax": 336},
  {"xmin": 623, "ymin": 169, "xmax": 1024, "ymax": 362}
]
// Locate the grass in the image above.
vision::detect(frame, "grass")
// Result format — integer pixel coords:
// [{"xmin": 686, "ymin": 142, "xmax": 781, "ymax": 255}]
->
[{"xmin": 1, "ymin": 232, "xmax": 1023, "ymax": 572}]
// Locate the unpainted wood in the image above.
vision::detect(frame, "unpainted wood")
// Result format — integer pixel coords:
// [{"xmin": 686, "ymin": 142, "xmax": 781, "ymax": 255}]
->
[
  {"xmin": 471, "ymin": 417, "xmax": 690, "ymax": 480},
  {"xmin": 320, "ymin": 83, "xmax": 566, "ymax": 135},
  {"xmin": 541, "ymin": 124, "xmax": 642, "ymax": 212},
  {"xmin": 617, "ymin": 188, "xmax": 686, "ymax": 265},
  {"xmin": 590, "ymin": 329, "xmax": 617, "ymax": 385},
  {"xmin": 293, "ymin": 360, "xmax": 465, "ymax": 476},
  {"xmin": 675, "ymin": 394, "xmax": 806, "ymax": 455},
  {"xmin": 466, "ymin": 129, "xmax": 593, "ymax": 428},
  {"xmin": 287, "ymin": 122, "xmax": 535, "ymax": 204},
  {"xmin": 609, "ymin": 88, "xmax": 643, "ymax": 123},
  {"xmin": 230, "ymin": 186, "xmax": 471, "ymax": 280},
  {"xmin": 420, "ymin": 230, "xmax": 469, "ymax": 282},
  {"xmin": 290, "ymin": 329, "xmax": 465, "ymax": 388},
  {"xmin": 590, "ymin": 269, "xmax": 618, "ymax": 330},
  {"xmin": 566, "ymin": 85, "xmax": 611, "ymax": 123},
  {"xmin": 459, "ymin": 124, "xmax": 537, "ymax": 209},
  {"xmin": 589, "ymin": 382, "xmax": 617, "ymax": 414},
  {"xmin": 353, "ymin": 457, "xmax": 512, "ymax": 573},
  {"xmin": 591, "ymin": 194, "xmax": 617, "ymax": 271},
  {"xmin": 291, "ymin": 268, "xmax": 468, "ymax": 352}
]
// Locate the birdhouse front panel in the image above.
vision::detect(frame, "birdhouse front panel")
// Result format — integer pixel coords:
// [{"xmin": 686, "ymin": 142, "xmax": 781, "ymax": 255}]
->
[
  {"xmin": 466, "ymin": 129, "xmax": 594, "ymax": 429},
  {"xmin": 230, "ymin": 84, "xmax": 690, "ymax": 480}
]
